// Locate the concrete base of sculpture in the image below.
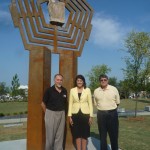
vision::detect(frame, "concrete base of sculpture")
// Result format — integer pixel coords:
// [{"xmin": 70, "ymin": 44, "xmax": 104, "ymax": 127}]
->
[{"xmin": 0, "ymin": 138, "xmax": 114, "ymax": 150}]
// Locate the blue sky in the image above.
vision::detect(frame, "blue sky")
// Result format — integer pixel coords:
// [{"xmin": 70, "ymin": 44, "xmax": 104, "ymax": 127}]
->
[{"xmin": 0, "ymin": 0, "xmax": 150, "ymax": 87}]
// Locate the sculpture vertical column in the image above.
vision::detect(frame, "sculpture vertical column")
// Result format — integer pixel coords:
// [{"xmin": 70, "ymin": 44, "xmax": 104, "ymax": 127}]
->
[
  {"xmin": 59, "ymin": 51, "xmax": 77, "ymax": 149},
  {"xmin": 27, "ymin": 49, "xmax": 51, "ymax": 150},
  {"xmin": 59, "ymin": 51, "xmax": 77, "ymax": 92}
]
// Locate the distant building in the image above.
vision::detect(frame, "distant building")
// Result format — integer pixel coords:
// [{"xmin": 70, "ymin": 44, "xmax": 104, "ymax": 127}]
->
[{"xmin": 18, "ymin": 85, "xmax": 28, "ymax": 96}]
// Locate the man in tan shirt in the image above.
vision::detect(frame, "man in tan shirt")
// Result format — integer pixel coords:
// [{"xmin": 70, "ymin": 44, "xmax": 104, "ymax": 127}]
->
[{"xmin": 94, "ymin": 74, "xmax": 120, "ymax": 150}]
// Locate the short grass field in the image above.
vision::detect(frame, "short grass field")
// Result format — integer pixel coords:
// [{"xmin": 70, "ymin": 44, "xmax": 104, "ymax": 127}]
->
[
  {"xmin": 0, "ymin": 122, "xmax": 27, "ymax": 141},
  {"xmin": 0, "ymin": 101, "xmax": 28, "ymax": 116},
  {"xmin": 0, "ymin": 99, "xmax": 150, "ymax": 150},
  {"xmin": 91, "ymin": 116, "xmax": 150, "ymax": 150},
  {"xmin": 91, "ymin": 99, "xmax": 150, "ymax": 150}
]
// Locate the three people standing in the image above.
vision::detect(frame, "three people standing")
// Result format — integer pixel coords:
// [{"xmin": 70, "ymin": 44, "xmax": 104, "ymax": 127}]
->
[{"xmin": 42, "ymin": 73, "xmax": 120, "ymax": 150}]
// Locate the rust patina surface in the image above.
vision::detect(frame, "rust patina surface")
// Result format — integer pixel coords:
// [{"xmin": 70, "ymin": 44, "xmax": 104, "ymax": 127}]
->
[{"xmin": 10, "ymin": 0, "xmax": 93, "ymax": 149}]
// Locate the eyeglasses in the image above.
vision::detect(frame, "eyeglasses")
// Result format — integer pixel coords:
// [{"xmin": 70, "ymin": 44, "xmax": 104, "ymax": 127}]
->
[{"xmin": 100, "ymin": 79, "xmax": 107, "ymax": 82}]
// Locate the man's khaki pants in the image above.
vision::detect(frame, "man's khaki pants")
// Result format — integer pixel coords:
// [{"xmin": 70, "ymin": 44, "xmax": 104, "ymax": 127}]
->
[{"xmin": 45, "ymin": 109, "xmax": 65, "ymax": 150}]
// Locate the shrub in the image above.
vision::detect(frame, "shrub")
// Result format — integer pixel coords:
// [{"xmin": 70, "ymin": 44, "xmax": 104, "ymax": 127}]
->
[{"xmin": 0, "ymin": 113, "xmax": 5, "ymax": 117}]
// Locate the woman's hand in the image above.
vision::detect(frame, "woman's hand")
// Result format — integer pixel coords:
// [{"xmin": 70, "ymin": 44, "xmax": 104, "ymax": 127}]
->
[
  {"xmin": 89, "ymin": 117, "xmax": 93, "ymax": 126},
  {"xmin": 69, "ymin": 117, "xmax": 73, "ymax": 126}
]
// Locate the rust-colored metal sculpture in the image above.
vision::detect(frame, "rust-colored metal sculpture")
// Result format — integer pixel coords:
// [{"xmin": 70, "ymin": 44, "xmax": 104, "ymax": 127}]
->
[{"xmin": 10, "ymin": 0, "xmax": 93, "ymax": 150}]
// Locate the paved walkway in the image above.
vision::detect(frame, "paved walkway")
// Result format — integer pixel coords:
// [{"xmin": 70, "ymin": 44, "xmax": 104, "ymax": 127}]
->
[
  {"xmin": 118, "ymin": 110, "xmax": 150, "ymax": 117},
  {"xmin": 0, "ymin": 139, "xmax": 26, "ymax": 150},
  {"xmin": 0, "ymin": 117, "xmax": 27, "ymax": 124},
  {"xmin": 0, "ymin": 138, "xmax": 114, "ymax": 150}
]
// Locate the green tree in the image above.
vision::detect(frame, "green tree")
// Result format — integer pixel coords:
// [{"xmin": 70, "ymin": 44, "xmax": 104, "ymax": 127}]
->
[
  {"xmin": 109, "ymin": 77, "xmax": 118, "ymax": 87},
  {"xmin": 145, "ymin": 81, "xmax": 150, "ymax": 95},
  {"xmin": 18, "ymin": 88, "xmax": 26, "ymax": 98},
  {"xmin": 118, "ymin": 79, "xmax": 131, "ymax": 99},
  {"xmin": 11, "ymin": 74, "xmax": 20, "ymax": 96},
  {"xmin": 123, "ymin": 31, "xmax": 150, "ymax": 116},
  {"xmin": 0, "ymin": 82, "xmax": 9, "ymax": 95},
  {"xmin": 87, "ymin": 64, "xmax": 111, "ymax": 92}
]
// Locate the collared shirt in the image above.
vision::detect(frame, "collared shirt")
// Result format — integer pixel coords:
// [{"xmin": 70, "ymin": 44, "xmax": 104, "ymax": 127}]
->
[
  {"xmin": 43, "ymin": 85, "xmax": 67, "ymax": 111},
  {"xmin": 94, "ymin": 85, "xmax": 120, "ymax": 111}
]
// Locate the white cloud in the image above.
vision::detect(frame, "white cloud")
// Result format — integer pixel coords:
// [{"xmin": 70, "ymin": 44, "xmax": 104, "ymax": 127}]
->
[
  {"xmin": 91, "ymin": 13, "xmax": 128, "ymax": 49},
  {"xmin": 0, "ymin": 9, "xmax": 11, "ymax": 25}
]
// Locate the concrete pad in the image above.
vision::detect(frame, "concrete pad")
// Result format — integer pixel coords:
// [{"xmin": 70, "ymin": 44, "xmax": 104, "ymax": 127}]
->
[
  {"xmin": 0, "ymin": 137, "xmax": 113, "ymax": 150},
  {"xmin": 0, "ymin": 139, "xmax": 26, "ymax": 150},
  {"xmin": 87, "ymin": 137, "xmax": 111, "ymax": 150}
]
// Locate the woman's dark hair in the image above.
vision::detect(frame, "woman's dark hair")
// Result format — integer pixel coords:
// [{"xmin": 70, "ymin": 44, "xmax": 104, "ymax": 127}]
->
[{"xmin": 74, "ymin": 74, "xmax": 86, "ymax": 88}]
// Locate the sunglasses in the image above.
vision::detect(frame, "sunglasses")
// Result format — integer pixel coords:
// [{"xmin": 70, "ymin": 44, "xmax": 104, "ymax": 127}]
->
[{"xmin": 100, "ymin": 79, "xmax": 107, "ymax": 82}]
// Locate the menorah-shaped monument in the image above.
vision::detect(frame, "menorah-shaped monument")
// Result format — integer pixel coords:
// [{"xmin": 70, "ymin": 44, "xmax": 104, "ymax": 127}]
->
[{"xmin": 10, "ymin": 0, "xmax": 93, "ymax": 149}]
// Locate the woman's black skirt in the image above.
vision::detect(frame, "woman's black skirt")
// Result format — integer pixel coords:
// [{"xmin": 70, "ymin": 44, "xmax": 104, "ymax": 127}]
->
[{"xmin": 71, "ymin": 109, "xmax": 90, "ymax": 140}]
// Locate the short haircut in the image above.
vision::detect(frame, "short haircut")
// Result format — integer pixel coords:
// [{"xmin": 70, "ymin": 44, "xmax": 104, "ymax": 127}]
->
[
  {"xmin": 99, "ymin": 74, "xmax": 108, "ymax": 81},
  {"xmin": 74, "ymin": 74, "xmax": 86, "ymax": 88},
  {"xmin": 54, "ymin": 74, "xmax": 63, "ymax": 79}
]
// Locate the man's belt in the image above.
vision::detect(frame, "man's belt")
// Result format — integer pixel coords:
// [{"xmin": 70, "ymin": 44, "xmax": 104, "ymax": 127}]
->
[{"xmin": 98, "ymin": 108, "xmax": 117, "ymax": 113}]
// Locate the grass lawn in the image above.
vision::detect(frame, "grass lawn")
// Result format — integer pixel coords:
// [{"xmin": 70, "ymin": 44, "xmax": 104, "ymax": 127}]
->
[
  {"xmin": 91, "ymin": 99, "xmax": 150, "ymax": 150},
  {"xmin": 91, "ymin": 116, "xmax": 150, "ymax": 150},
  {"xmin": 0, "ymin": 101, "xmax": 28, "ymax": 116},
  {"xmin": 0, "ymin": 122, "xmax": 27, "ymax": 141},
  {"xmin": 119, "ymin": 116, "xmax": 150, "ymax": 150},
  {"xmin": 0, "ymin": 102, "xmax": 27, "ymax": 141},
  {"xmin": 119, "ymin": 99, "xmax": 150, "ymax": 111}
]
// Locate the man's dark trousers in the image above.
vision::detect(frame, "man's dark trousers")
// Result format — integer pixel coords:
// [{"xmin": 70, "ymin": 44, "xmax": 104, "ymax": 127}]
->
[{"xmin": 97, "ymin": 109, "xmax": 119, "ymax": 150}]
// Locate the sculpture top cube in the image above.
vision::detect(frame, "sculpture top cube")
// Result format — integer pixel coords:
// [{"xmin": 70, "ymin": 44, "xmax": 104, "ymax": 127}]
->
[{"xmin": 48, "ymin": 0, "xmax": 65, "ymax": 26}]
